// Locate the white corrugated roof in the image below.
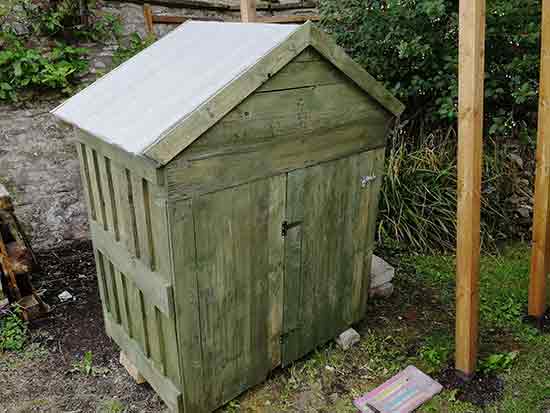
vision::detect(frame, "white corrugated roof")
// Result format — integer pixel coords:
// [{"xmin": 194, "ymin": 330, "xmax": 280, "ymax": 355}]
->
[{"xmin": 52, "ymin": 22, "xmax": 299, "ymax": 156}]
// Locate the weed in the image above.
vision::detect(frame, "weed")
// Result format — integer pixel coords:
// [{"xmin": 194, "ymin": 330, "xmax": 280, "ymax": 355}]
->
[
  {"xmin": 478, "ymin": 351, "xmax": 519, "ymax": 375},
  {"xmin": 75, "ymin": 351, "xmax": 109, "ymax": 376},
  {"xmin": 97, "ymin": 399, "xmax": 125, "ymax": 413},
  {"xmin": 0, "ymin": 306, "xmax": 28, "ymax": 353}
]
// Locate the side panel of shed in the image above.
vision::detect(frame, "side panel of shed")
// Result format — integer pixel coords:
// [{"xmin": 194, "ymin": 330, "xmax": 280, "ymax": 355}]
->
[
  {"xmin": 76, "ymin": 136, "xmax": 182, "ymax": 411},
  {"xmin": 165, "ymin": 47, "xmax": 393, "ymax": 201}
]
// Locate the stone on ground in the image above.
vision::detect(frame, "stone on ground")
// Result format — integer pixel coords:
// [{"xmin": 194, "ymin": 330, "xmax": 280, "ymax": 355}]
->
[
  {"xmin": 336, "ymin": 328, "xmax": 360, "ymax": 350},
  {"xmin": 370, "ymin": 255, "xmax": 395, "ymax": 289}
]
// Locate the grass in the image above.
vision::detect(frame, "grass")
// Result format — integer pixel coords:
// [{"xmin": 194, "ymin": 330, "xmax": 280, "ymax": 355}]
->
[{"xmin": 221, "ymin": 243, "xmax": 550, "ymax": 412}]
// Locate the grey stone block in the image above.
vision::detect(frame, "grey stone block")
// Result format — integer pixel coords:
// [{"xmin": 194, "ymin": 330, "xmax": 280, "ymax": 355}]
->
[
  {"xmin": 335, "ymin": 328, "xmax": 360, "ymax": 350},
  {"xmin": 370, "ymin": 255, "xmax": 395, "ymax": 289},
  {"xmin": 369, "ymin": 282, "xmax": 395, "ymax": 299}
]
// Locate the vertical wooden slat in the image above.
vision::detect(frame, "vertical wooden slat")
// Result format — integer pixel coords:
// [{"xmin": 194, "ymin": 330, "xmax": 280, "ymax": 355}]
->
[
  {"xmin": 101, "ymin": 157, "xmax": 120, "ymax": 241},
  {"xmin": 104, "ymin": 257, "xmax": 121, "ymax": 324},
  {"xmin": 240, "ymin": 0, "xmax": 256, "ymax": 22},
  {"xmin": 89, "ymin": 148, "xmax": 108, "ymax": 231},
  {"xmin": 143, "ymin": 4, "xmax": 154, "ymax": 35},
  {"xmin": 456, "ymin": 0, "xmax": 486, "ymax": 376},
  {"xmin": 94, "ymin": 249, "xmax": 110, "ymax": 317},
  {"xmin": 115, "ymin": 270, "xmax": 131, "ymax": 336},
  {"xmin": 126, "ymin": 169, "xmax": 141, "ymax": 258},
  {"xmin": 171, "ymin": 200, "xmax": 204, "ymax": 412},
  {"xmin": 282, "ymin": 169, "xmax": 305, "ymax": 366},
  {"xmin": 76, "ymin": 143, "xmax": 96, "ymax": 221},
  {"xmin": 357, "ymin": 148, "xmax": 385, "ymax": 319},
  {"xmin": 127, "ymin": 281, "xmax": 147, "ymax": 353},
  {"xmin": 529, "ymin": 0, "xmax": 550, "ymax": 320},
  {"xmin": 267, "ymin": 175, "xmax": 286, "ymax": 369},
  {"xmin": 132, "ymin": 175, "xmax": 155, "ymax": 270}
]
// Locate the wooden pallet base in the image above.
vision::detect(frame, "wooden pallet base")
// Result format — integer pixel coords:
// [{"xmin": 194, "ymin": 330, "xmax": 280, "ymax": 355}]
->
[{"xmin": 120, "ymin": 351, "xmax": 147, "ymax": 385}]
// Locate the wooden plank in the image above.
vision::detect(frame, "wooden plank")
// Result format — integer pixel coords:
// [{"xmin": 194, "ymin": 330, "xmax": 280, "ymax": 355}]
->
[
  {"xmin": 144, "ymin": 297, "xmax": 166, "ymax": 376},
  {"xmin": 104, "ymin": 0, "xmax": 318, "ymax": 12},
  {"xmin": 309, "ymin": 24, "xmax": 405, "ymax": 117},
  {"xmin": 76, "ymin": 143, "xmax": 97, "ymax": 221},
  {"xmin": 267, "ymin": 175, "xmax": 285, "ymax": 369},
  {"xmin": 97, "ymin": 155, "xmax": 120, "ymax": 241},
  {"xmin": 126, "ymin": 280, "xmax": 148, "ymax": 355},
  {"xmin": 75, "ymin": 129, "xmax": 161, "ymax": 185},
  {"xmin": 105, "ymin": 315, "xmax": 183, "ymax": 412},
  {"xmin": 104, "ymin": 256, "xmax": 121, "ymax": 324},
  {"xmin": 256, "ymin": 53, "xmax": 345, "ymax": 92},
  {"xmin": 131, "ymin": 174, "xmax": 156, "ymax": 270},
  {"xmin": 192, "ymin": 178, "xmax": 279, "ymax": 410},
  {"xmin": 357, "ymin": 148, "xmax": 385, "ymax": 319},
  {"xmin": 144, "ymin": 22, "xmax": 311, "ymax": 164},
  {"xmin": 186, "ymin": 81, "xmax": 388, "ymax": 154},
  {"xmin": 240, "ymin": 0, "xmax": 256, "ymax": 22},
  {"xmin": 529, "ymin": 0, "xmax": 550, "ymax": 319},
  {"xmin": 282, "ymin": 169, "xmax": 305, "ymax": 366},
  {"xmin": 257, "ymin": 15, "xmax": 320, "ymax": 24},
  {"xmin": 93, "ymin": 249, "xmax": 111, "ymax": 320},
  {"xmin": 166, "ymin": 118, "xmax": 389, "ymax": 202},
  {"xmin": 113, "ymin": 164, "xmax": 139, "ymax": 258},
  {"xmin": 86, "ymin": 146, "xmax": 107, "ymax": 230},
  {"xmin": 115, "ymin": 270, "xmax": 132, "ymax": 337},
  {"xmin": 169, "ymin": 200, "xmax": 204, "ymax": 412},
  {"xmin": 456, "ymin": 0, "xmax": 486, "ymax": 377},
  {"xmin": 159, "ymin": 310, "xmax": 181, "ymax": 385},
  {"xmin": 90, "ymin": 221, "xmax": 174, "ymax": 317},
  {"xmin": 151, "ymin": 14, "xmax": 223, "ymax": 24},
  {"xmin": 144, "ymin": 4, "xmax": 154, "ymax": 35}
]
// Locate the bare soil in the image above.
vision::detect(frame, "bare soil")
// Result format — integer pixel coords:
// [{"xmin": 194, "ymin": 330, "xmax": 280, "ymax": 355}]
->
[{"xmin": 0, "ymin": 240, "xmax": 166, "ymax": 413}]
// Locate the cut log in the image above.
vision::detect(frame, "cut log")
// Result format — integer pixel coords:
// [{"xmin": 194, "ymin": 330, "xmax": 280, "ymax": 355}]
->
[{"xmin": 120, "ymin": 351, "xmax": 147, "ymax": 384}]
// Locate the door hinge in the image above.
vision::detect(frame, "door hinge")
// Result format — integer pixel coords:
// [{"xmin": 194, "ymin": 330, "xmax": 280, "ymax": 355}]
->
[{"xmin": 281, "ymin": 220, "xmax": 302, "ymax": 237}]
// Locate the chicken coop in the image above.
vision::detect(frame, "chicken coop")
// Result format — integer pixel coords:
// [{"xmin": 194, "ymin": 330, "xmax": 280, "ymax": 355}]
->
[{"xmin": 51, "ymin": 21, "xmax": 404, "ymax": 413}]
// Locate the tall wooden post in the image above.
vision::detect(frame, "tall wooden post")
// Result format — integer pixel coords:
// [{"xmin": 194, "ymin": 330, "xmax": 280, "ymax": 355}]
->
[
  {"xmin": 529, "ymin": 0, "xmax": 550, "ymax": 321},
  {"xmin": 240, "ymin": 0, "xmax": 257, "ymax": 22},
  {"xmin": 456, "ymin": 0, "xmax": 486, "ymax": 377}
]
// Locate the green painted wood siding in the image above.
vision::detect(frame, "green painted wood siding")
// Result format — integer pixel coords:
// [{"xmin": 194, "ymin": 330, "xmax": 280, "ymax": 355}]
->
[
  {"xmin": 76, "ymin": 138, "xmax": 182, "ymax": 411},
  {"xmin": 165, "ymin": 48, "xmax": 393, "ymax": 202}
]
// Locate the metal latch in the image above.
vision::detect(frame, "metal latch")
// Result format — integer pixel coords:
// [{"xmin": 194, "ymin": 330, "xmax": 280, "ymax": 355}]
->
[
  {"xmin": 361, "ymin": 175, "xmax": 377, "ymax": 188},
  {"xmin": 281, "ymin": 220, "xmax": 302, "ymax": 237}
]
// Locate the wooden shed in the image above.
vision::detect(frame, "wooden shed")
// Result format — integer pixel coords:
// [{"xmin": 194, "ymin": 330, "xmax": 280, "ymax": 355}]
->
[{"xmin": 51, "ymin": 21, "xmax": 404, "ymax": 413}]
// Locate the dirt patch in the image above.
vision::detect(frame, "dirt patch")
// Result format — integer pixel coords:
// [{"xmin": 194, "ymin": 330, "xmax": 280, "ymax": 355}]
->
[
  {"xmin": 437, "ymin": 367, "xmax": 505, "ymax": 407},
  {"xmin": 0, "ymin": 240, "xmax": 166, "ymax": 413}
]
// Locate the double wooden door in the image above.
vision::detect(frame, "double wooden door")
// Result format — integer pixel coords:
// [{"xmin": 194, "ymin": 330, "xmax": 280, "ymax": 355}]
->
[{"xmin": 191, "ymin": 149, "xmax": 383, "ymax": 405}]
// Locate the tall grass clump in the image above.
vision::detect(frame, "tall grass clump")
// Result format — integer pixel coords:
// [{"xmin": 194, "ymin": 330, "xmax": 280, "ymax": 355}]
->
[{"xmin": 377, "ymin": 125, "xmax": 530, "ymax": 252}]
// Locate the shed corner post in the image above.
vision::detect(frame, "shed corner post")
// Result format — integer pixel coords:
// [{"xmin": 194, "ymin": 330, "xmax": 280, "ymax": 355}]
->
[
  {"xmin": 240, "ymin": 0, "xmax": 257, "ymax": 23},
  {"xmin": 456, "ymin": 0, "xmax": 486, "ymax": 378},
  {"xmin": 529, "ymin": 0, "xmax": 550, "ymax": 323}
]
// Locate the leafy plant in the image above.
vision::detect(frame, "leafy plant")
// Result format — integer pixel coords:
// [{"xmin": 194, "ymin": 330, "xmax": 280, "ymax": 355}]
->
[
  {"xmin": 73, "ymin": 350, "xmax": 94, "ymax": 375},
  {"xmin": 479, "ymin": 351, "xmax": 519, "ymax": 375},
  {"xmin": 112, "ymin": 33, "xmax": 156, "ymax": 68},
  {"xmin": 0, "ymin": 36, "xmax": 89, "ymax": 100},
  {"xmin": 0, "ymin": 306, "xmax": 28, "ymax": 353},
  {"xmin": 320, "ymin": 0, "xmax": 541, "ymax": 139}
]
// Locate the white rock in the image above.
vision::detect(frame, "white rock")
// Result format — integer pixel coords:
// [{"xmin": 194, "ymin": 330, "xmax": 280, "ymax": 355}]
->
[
  {"xmin": 58, "ymin": 290, "xmax": 74, "ymax": 302},
  {"xmin": 336, "ymin": 328, "xmax": 360, "ymax": 350},
  {"xmin": 370, "ymin": 255, "xmax": 395, "ymax": 289},
  {"xmin": 370, "ymin": 282, "xmax": 395, "ymax": 299}
]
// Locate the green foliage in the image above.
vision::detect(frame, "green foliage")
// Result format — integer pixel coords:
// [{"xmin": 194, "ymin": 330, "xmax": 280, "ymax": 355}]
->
[
  {"xmin": 479, "ymin": 351, "xmax": 519, "ymax": 375},
  {"xmin": 418, "ymin": 333, "xmax": 453, "ymax": 373},
  {"xmin": 378, "ymin": 128, "xmax": 528, "ymax": 252},
  {"xmin": 0, "ymin": 36, "xmax": 88, "ymax": 100},
  {"xmin": 0, "ymin": 0, "xmax": 122, "ymax": 101},
  {"xmin": 320, "ymin": 0, "xmax": 541, "ymax": 138},
  {"xmin": 112, "ymin": 33, "xmax": 156, "ymax": 68},
  {"xmin": 0, "ymin": 306, "xmax": 28, "ymax": 353},
  {"xmin": 73, "ymin": 350, "xmax": 94, "ymax": 375}
]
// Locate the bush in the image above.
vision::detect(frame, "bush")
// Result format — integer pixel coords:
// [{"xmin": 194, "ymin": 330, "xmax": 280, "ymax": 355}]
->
[{"xmin": 320, "ymin": 0, "xmax": 541, "ymax": 139}]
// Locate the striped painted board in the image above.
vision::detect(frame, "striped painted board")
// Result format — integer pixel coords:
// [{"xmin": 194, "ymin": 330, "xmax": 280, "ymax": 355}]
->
[{"xmin": 354, "ymin": 366, "xmax": 442, "ymax": 413}]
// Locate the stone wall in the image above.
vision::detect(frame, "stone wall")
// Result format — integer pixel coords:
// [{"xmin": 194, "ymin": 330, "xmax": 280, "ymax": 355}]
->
[{"xmin": 0, "ymin": 0, "xmax": 319, "ymax": 250}]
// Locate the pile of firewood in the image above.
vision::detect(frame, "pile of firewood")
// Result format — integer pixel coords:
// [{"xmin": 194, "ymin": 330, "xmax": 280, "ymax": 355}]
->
[{"xmin": 0, "ymin": 184, "xmax": 49, "ymax": 319}]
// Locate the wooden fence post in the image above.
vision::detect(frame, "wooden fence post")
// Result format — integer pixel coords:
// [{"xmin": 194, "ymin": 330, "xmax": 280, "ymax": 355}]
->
[
  {"xmin": 529, "ymin": 0, "xmax": 550, "ymax": 321},
  {"xmin": 240, "ymin": 0, "xmax": 257, "ymax": 23},
  {"xmin": 456, "ymin": 0, "xmax": 486, "ymax": 377},
  {"xmin": 143, "ymin": 4, "xmax": 154, "ymax": 36}
]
